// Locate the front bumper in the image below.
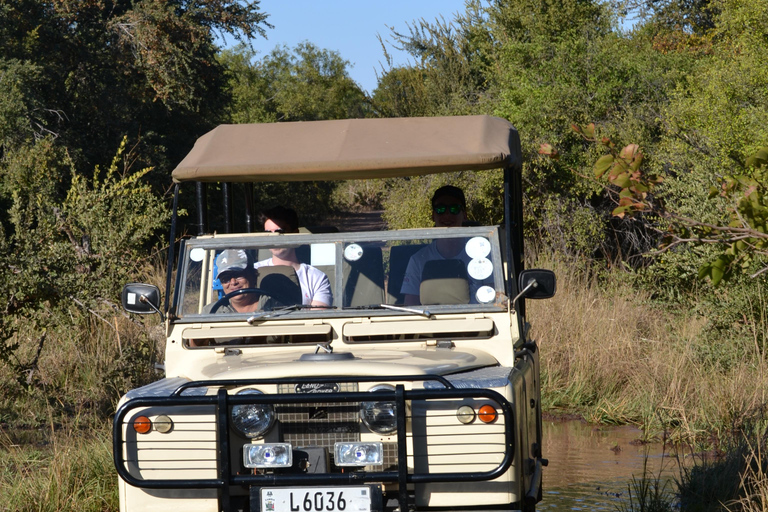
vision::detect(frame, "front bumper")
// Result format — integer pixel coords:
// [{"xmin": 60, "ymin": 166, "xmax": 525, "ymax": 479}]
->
[{"xmin": 114, "ymin": 375, "xmax": 516, "ymax": 511}]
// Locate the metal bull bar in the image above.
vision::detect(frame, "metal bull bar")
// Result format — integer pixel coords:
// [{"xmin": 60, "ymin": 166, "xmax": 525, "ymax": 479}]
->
[{"xmin": 113, "ymin": 376, "xmax": 516, "ymax": 511}]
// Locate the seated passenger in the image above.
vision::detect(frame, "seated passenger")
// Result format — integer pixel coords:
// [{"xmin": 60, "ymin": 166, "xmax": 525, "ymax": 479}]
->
[
  {"xmin": 401, "ymin": 186, "xmax": 492, "ymax": 305},
  {"xmin": 191, "ymin": 250, "xmax": 261, "ymax": 347},
  {"xmin": 256, "ymin": 206, "xmax": 333, "ymax": 307},
  {"xmin": 203, "ymin": 249, "xmax": 261, "ymax": 314}
]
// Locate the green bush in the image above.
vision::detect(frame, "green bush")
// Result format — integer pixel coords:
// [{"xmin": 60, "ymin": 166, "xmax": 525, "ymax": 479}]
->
[{"xmin": 0, "ymin": 137, "xmax": 169, "ymax": 427}]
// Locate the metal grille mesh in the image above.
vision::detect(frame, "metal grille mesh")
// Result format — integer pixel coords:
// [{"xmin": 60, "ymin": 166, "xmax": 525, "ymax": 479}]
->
[
  {"xmin": 275, "ymin": 383, "xmax": 397, "ymax": 469},
  {"xmin": 277, "ymin": 383, "xmax": 360, "ymax": 464}
]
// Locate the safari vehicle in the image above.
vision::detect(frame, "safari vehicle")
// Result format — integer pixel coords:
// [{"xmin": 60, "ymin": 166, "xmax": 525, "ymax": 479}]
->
[{"xmin": 115, "ymin": 115, "xmax": 555, "ymax": 512}]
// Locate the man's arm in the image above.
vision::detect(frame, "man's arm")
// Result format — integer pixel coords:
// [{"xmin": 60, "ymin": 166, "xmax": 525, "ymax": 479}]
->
[{"xmin": 308, "ymin": 266, "xmax": 333, "ymax": 307}]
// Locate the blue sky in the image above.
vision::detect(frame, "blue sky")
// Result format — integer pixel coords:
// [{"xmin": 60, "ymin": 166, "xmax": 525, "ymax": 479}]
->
[{"xmin": 241, "ymin": 0, "xmax": 470, "ymax": 94}]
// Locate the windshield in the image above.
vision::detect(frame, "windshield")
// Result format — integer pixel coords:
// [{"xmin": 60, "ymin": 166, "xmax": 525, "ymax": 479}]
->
[{"xmin": 174, "ymin": 226, "xmax": 507, "ymax": 320}]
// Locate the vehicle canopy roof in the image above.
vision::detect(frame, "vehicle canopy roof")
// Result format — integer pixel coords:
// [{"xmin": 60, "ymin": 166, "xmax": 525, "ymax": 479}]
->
[{"xmin": 171, "ymin": 115, "xmax": 521, "ymax": 183}]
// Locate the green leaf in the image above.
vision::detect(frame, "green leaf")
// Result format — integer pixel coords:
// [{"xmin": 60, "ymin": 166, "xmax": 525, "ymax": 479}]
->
[
  {"xmin": 612, "ymin": 172, "xmax": 631, "ymax": 188},
  {"xmin": 746, "ymin": 147, "xmax": 768, "ymax": 168},
  {"xmin": 594, "ymin": 155, "xmax": 614, "ymax": 178},
  {"xmin": 612, "ymin": 205, "xmax": 629, "ymax": 217},
  {"xmin": 710, "ymin": 262, "xmax": 724, "ymax": 286}
]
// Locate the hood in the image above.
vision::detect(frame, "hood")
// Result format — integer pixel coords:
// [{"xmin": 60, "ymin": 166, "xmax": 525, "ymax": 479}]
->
[{"xmin": 198, "ymin": 347, "xmax": 499, "ymax": 381}]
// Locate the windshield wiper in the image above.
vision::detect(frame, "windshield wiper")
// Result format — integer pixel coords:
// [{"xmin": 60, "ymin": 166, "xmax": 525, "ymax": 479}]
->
[
  {"xmin": 346, "ymin": 304, "xmax": 432, "ymax": 318},
  {"xmin": 247, "ymin": 304, "xmax": 334, "ymax": 323}
]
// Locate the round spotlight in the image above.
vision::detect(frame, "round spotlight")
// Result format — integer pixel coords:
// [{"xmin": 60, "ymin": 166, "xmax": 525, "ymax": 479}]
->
[
  {"xmin": 360, "ymin": 385, "xmax": 397, "ymax": 434},
  {"xmin": 154, "ymin": 414, "xmax": 173, "ymax": 433},
  {"xmin": 231, "ymin": 389, "xmax": 275, "ymax": 439}
]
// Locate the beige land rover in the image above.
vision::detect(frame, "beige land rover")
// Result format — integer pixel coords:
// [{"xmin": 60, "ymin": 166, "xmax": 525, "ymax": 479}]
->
[{"xmin": 116, "ymin": 115, "xmax": 555, "ymax": 512}]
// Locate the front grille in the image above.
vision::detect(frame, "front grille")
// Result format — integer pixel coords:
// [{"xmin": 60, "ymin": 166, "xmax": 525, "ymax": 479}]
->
[
  {"xmin": 276, "ymin": 382, "xmax": 397, "ymax": 469},
  {"xmin": 278, "ymin": 402, "xmax": 359, "ymax": 446}
]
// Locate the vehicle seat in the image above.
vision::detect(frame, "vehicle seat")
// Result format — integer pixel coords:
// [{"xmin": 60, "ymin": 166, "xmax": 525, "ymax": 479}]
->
[
  {"xmin": 419, "ymin": 259, "xmax": 470, "ymax": 305},
  {"xmin": 256, "ymin": 265, "xmax": 302, "ymax": 307},
  {"xmin": 386, "ymin": 244, "xmax": 426, "ymax": 305}
]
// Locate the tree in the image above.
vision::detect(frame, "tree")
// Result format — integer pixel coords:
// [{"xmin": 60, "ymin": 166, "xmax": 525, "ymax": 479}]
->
[
  {"xmin": 220, "ymin": 42, "xmax": 368, "ymax": 123},
  {"xmin": 0, "ymin": 0, "xmax": 271, "ymax": 178},
  {"xmin": 372, "ymin": 2, "xmax": 496, "ymax": 118},
  {"xmin": 559, "ymin": 128, "xmax": 768, "ymax": 286},
  {"xmin": 0, "ymin": 137, "xmax": 170, "ymax": 419},
  {"xmin": 218, "ymin": 42, "xmax": 370, "ymax": 223}
]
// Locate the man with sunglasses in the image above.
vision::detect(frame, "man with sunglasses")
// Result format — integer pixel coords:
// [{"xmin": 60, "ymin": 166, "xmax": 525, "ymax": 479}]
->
[
  {"xmin": 190, "ymin": 250, "xmax": 263, "ymax": 346},
  {"xmin": 255, "ymin": 206, "xmax": 332, "ymax": 307},
  {"xmin": 401, "ymin": 186, "xmax": 490, "ymax": 305},
  {"xmin": 203, "ymin": 249, "xmax": 261, "ymax": 314}
]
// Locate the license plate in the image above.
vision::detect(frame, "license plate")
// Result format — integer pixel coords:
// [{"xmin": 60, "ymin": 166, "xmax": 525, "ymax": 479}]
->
[{"xmin": 261, "ymin": 487, "xmax": 371, "ymax": 512}]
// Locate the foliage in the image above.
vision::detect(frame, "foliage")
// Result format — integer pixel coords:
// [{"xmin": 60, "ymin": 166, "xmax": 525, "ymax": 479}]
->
[
  {"xmin": 530, "ymin": 252, "xmax": 768, "ymax": 439},
  {"xmin": 372, "ymin": 2, "xmax": 496, "ymax": 118},
  {"xmin": 617, "ymin": 454, "xmax": 675, "ymax": 512},
  {"xmin": 381, "ymin": 171, "xmax": 504, "ymax": 230},
  {"xmin": 374, "ymin": 0, "xmax": 694, "ymax": 264},
  {"xmin": 220, "ymin": 42, "xmax": 368, "ymax": 123},
  {"xmin": 0, "ymin": 430, "xmax": 118, "ymax": 511},
  {"xmin": 331, "ymin": 179, "xmax": 390, "ymax": 211},
  {"xmin": 0, "ymin": 137, "xmax": 168, "ymax": 423},
  {"xmin": 676, "ymin": 416, "xmax": 768, "ymax": 512},
  {"xmin": 0, "ymin": 0, "xmax": 271, "ymax": 180},
  {"xmin": 218, "ymin": 42, "xmax": 370, "ymax": 224},
  {"xmin": 555, "ymin": 124, "xmax": 768, "ymax": 286}
]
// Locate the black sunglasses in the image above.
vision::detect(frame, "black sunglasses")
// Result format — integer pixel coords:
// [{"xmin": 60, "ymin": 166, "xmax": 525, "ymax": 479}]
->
[
  {"xmin": 265, "ymin": 228, "xmax": 285, "ymax": 234},
  {"xmin": 433, "ymin": 204, "xmax": 463, "ymax": 215},
  {"xmin": 218, "ymin": 271, "xmax": 247, "ymax": 283}
]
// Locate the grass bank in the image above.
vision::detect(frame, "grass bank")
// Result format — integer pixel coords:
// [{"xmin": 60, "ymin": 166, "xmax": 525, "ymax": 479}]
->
[
  {"xmin": 527, "ymin": 255, "xmax": 768, "ymax": 444},
  {"xmin": 527, "ymin": 254, "xmax": 768, "ymax": 510},
  {"xmin": 0, "ymin": 429, "xmax": 117, "ymax": 512}
]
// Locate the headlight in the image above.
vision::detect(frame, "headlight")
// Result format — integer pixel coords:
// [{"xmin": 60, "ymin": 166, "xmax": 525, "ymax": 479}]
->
[
  {"xmin": 231, "ymin": 389, "xmax": 275, "ymax": 439},
  {"xmin": 335, "ymin": 442, "xmax": 383, "ymax": 466},
  {"xmin": 360, "ymin": 385, "xmax": 397, "ymax": 434},
  {"xmin": 243, "ymin": 443, "xmax": 292, "ymax": 468}
]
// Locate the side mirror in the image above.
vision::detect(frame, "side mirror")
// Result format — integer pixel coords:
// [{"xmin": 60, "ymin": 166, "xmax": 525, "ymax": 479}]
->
[
  {"xmin": 517, "ymin": 269, "xmax": 556, "ymax": 300},
  {"xmin": 122, "ymin": 283, "xmax": 161, "ymax": 315}
]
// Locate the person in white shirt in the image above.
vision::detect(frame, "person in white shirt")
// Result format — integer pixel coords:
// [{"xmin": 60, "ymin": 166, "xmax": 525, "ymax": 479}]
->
[
  {"xmin": 255, "ymin": 206, "xmax": 333, "ymax": 307},
  {"xmin": 401, "ymin": 186, "xmax": 489, "ymax": 305}
]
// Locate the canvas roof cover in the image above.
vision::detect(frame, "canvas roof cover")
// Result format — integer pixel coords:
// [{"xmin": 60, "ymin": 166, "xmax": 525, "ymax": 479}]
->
[{"xmin": 171, "ymin": 115, "xmax": 520, "ymax": 183}]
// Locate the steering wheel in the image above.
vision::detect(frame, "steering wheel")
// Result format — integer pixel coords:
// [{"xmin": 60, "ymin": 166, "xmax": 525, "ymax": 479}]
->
[{"xmin": 209, "ymin": 287, "xmax": 273, "ymax": 313}]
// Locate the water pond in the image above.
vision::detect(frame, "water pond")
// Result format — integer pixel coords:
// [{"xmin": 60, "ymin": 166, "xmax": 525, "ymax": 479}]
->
[{"xmin": 539, "ymin": 419, "xmax": 678, "ymax": 511}]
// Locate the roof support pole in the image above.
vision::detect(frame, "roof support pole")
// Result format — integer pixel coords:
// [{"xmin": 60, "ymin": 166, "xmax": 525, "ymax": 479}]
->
[
  {"xmin": 504, "ymin": 164, "xmax": 526, "ymax": 318},
  {"xmin": 244, "ymin": 183, "xmax": 255, "ymax": 233},
  {"xmin": 195, "ymin": 182, "xmax": 208, "ymax": 235},
  {"xmin": 222, "ymin": 182, "xmax": 233, "ymax": 233}
]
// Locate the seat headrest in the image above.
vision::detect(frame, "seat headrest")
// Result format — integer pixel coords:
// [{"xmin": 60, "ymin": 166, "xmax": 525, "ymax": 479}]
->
[{"xmin": 256, "ymin": 265, "xmax": 302, "ymax": 306}]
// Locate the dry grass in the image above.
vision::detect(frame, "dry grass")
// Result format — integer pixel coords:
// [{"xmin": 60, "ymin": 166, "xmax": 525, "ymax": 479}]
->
[
  {"xmin": 0, "ymin": 258, "xmax": 167, "ymax": 441},
  {"xmin": 527, "ymin": 254, "xmax": 768, "ymax": 440},
  {"xmin": 0, "ymin": 429, "xmax": 117, "ymax": 512},
  {"xmin": 729, "ymin": 435, "xmax": 768, "ymax": 512}
]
